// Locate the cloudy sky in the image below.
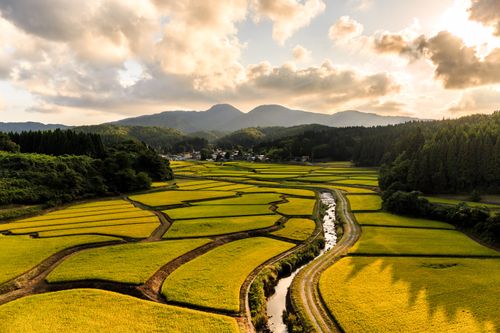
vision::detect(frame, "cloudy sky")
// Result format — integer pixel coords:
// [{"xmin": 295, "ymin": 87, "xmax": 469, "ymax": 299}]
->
[{"xmin": 0, "ymin": 0, "xmax": 499, "ymax": 125}]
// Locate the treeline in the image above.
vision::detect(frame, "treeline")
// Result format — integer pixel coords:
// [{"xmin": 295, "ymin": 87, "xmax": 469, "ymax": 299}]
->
[
  {"xmin": 9, "ymin": 129, "xmax": 105, "ymax": 157},
  {"xmin": 382, "ymin": 190, "xmax": 499, "ymax": 246},
  {"xmin": 0, "ymin": 132, "xmax": 173, "ymax": 206}
]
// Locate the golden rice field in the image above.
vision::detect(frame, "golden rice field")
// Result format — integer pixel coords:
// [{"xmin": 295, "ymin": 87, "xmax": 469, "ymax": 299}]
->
[
  {"xmin": 346, "ymin": 194, "xmax": 382, "ymax": 211},
  {"xmin": 271, "ymin": 218, "xmax": 316, "ymax": 241},
  {"xmin": 162, "ymin": 237, "xmax": 294, "ymax": 313},
  {"xmin": 319, "ymin": 257, "xmax": 500, "ymax": 333},
  {"xmin": 276, "ymin": 198, "xmax": 316, "ymax": 216},
  {"xmin": 0, "ymin": 289, "xmax": 239, "ymax": 333}
]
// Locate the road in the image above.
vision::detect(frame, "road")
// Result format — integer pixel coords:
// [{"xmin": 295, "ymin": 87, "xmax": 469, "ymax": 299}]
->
[{"xmin": 293, "ymin": 189, "xmax": 361, "ymax": 332}]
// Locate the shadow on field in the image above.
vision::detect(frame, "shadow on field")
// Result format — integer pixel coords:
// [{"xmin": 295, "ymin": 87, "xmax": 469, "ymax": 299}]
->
[{"xmin": 327, "ymin": 256, "xmax": 499, "ymax": 332}]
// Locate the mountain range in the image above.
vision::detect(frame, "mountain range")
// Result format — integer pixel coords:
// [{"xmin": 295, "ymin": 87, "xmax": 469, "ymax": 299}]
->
[
  {"xmin": 0, "ymin": 104, "xmax": 422, "ymax": 134},
  {"xmin": 112, "ymin": 104, "xmax": 421, "ymax": 132}
]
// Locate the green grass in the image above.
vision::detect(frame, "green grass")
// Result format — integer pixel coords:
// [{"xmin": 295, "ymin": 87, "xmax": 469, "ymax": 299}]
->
[
  {"xmin": 349, "ymin": 226, "xmax": 500, "ymax": 256},
  {"xmin": 37, "ymin": 222, "xmax": 160, "ymax": 238},
  {"xmin": 319, "ymin": 257, "xmax": 500, "ymax": 333},
  {"xmin": 162, "ymin": 237, "xmax": 294, "ymax": 313},
  {"xmin": 0, "ymin": 235, "xmax": 118, "ymax": 285},
  {"xmin": 276, "ymin": 198, "xmax": 316, "ymax": 216},
  {"xmin": 129, "ymin": 190, "xmax": 237, "ymax": 207},
  {"xmin": 239, "ymin": 187, "xmax": 316, "ymax": 197},
  {"xmin": 47, "ymin": 239, "xmax": 211, "ymax": 284},
  {"xmin": 423, "ymin": 196, "xmax": 500, "ymax": 209},
  {"xmin": 271, "ymin": 218, "xmax": 316, "ymax": 241},
  {"xmin": 334, "ymin": 178, "xmax": 379, "ymax": 187},
  {"xmin": 347, "ymin": 194, "xmax": 382, "ymax": 211},
  {"xmin": 164, "ymin": 205, "xmax": 273, "ymax": 219},
  {"xmin": 297, "ymin": 175, "xmax": 347, "ymax": 182},
  {"xmin": 331, "ymin": 185, "xmax": 376, "ymax": 194},
  {"xmin": 165, "ymin": 215, "xmax": 281, "ymax": 238},
  {"xmin": 354, "ymin": 212, "xmax": 454, "ymax": 229},
  {"xmin": 0, "ymin": 289, "xmax": 239, "ymax": 333},
  {"xmin": 193, "ymin": 193, "xmax": 282, "ymax": 205}
]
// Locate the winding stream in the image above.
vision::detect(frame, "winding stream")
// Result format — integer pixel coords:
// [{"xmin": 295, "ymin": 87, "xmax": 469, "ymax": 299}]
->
[{"xmin": 266, "ymin": 192, "xmax": 338, "ymax": 332}]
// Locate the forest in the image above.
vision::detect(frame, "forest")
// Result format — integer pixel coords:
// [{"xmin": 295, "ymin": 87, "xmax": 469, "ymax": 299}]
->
[{"xmin": 0, "ymin": 131, "xmax": 173, "ymax": 206}]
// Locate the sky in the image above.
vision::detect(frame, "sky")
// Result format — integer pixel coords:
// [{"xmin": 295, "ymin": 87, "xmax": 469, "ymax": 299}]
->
[{"xmin": 0, "ymin": 0, "xmax": 499, "ymax": 125}]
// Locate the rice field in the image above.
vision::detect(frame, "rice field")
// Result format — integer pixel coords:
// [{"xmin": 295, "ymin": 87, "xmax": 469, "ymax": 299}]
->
[
  {"xmin": 276, "ymin": 198, "xmax": 316, "ymax": 216},
  {"xmin": 164, "ymin": 204, "xmax": 274, "ymax": 219},
  {"xmin": 319, "ymin": 257, "xmax": 500, "ymax": 333},
  {"xmin": 162, "ymin": 237, "xmax": 294, "ymax": 313},
  {"xmin": 0, "ymin": 289, "xmax": 239, "ymax": 333},
  {"xmin": 192, "ymin": 193, "xmax": 283, "ymax": 205},
  {"xmin": 47, "ymin": 239, "xmax": 211, "ymax": 284},
  {"xmin": 238, "ymin": 186, "xmax": 316, "ymax": 198},
  {"xmin": 271, "ymin": 218, "xmax": 316, "ymax": 241},
  {"xmin": 423, "ymin": 196, "xmax": 500, "ymax": 209},
  {"xmin": 129, "ymin": 190, "xmax": 237, "ymax": 207},
  {"xmin": 354, "ymin": 212, "xmax": 454, "ymax": 229},
  {"xmin": 164, "ymin": 215, "xmax": 281, "ymax": 238},
  {"xmin": 349, "ymin": 226, "xmax": 500, "ymax": 256},
  {"xmin": 0, "ymin": 234, "xmax": 118, "ymax": 285},
  {"xmin": 347, "ymin": 194, "xmax": 382, "ymax": 211}
]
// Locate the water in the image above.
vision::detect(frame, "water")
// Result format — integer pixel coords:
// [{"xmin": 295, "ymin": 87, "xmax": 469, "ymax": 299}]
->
[{"xmin": 266, "ymin": 192, "xmax": 337, "ymax": 332}]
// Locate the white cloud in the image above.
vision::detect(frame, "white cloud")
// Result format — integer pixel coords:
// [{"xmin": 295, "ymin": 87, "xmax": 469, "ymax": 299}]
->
[
  {"xmin": 292, "ymin": 45, "xmax": 311, "ymax": 62},
  {"xmin": 251, "ymin": 0, "xmax": 326, "ymax": 44},
  {"xmin": 448, "ymin": 87, "xmax": 500, "ymax": 114},
  {"xmin": 328, "ymin": 16, "xmax": 363, "ymax": 42}
]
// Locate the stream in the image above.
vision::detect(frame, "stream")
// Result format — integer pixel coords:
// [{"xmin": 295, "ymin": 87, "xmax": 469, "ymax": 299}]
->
[{"xmin": 266, "ymin": 192, "xmax": 338, "ymax": 333}]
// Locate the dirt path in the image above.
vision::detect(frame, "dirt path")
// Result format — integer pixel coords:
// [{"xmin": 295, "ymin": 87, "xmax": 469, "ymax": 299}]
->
[{"xmin": 292, "ymin": 189, "xmax": 361, "ymax": 333}]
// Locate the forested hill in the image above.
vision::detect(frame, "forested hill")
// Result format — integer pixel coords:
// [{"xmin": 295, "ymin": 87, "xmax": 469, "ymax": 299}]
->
[{"xmin": 256, "ymin": 112, "xmax": 500, "ymax": 194}]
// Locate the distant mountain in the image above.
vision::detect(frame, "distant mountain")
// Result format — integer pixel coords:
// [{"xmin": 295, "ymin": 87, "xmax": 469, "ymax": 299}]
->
[
  {"xmin": 113, "ymin": 104, "xmax": 421, "ymax": 132},
  {"xmin": 0, "ymin": 122, "xmax": 70, "ymax": 132}
]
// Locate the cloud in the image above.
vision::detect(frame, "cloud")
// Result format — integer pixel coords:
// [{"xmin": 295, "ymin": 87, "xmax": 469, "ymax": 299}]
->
[
  {"xmin": 328, "ymin": 16, "xmax": 363, "ymax": 42},
  {"xmin": 372, "ymin": 32, "xmax": 427, "ymax": 61},
  {"xmin": 251, "ymin": 0, "xmax": 325, "ymax": 44},
  {"xmin": 239, "ymin": 60, "xmax": 400, "ymax": 110},
  {"xmin": 448, "ymin": 87, "xmax": 500, "ymax": 114},
  {"xmin": 292, "ymin": 45, "xmax": 311, "ymax": 62},
  {"xmin": 356, "ymin": 100, "xmax": 408, "ymax": 115},
  {"xmin": 468, "ymin": 0, "xmax": 500, "ymax": 36},
  {"xmin": 427, "ymin": 31, "xmax": 500, "ymax": 89}
]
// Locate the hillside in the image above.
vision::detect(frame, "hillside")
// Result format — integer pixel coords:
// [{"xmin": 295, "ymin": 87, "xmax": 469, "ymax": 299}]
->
[
  {"xmin": 112, "ymin": 104, "xmax": 420, "ymax": 132},
  {"xmin": 0, "ymin": 122, "xmax": 70, "ymax": 132}
]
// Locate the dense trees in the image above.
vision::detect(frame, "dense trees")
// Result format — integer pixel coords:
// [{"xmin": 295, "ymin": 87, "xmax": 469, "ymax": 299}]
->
[
  {"xmin": 9, "ymin": 129, "xmax": 105, "ymax": 157},
  {"xmin": 0, "ymin": 132, "xmax": 173, "ymax": 206}
]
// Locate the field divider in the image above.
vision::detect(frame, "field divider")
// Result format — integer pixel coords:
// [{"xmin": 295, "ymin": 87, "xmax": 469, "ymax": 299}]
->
[
  {"xmin": 125, "ymin": 197, "xmax": 171, "ymax": 241},
  {"xmin": 348, "ymin": 253, "xmax": 500, "ymax": 259}
]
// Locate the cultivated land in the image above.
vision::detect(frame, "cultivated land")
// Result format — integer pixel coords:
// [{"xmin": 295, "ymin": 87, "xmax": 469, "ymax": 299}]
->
[
  {"xmin": 1, "ymin": 159, "xmax": 497, "ymax": 333},
  {"xmin": 47, "ymin": 239, "xmax": 211, "ymax": 284},
  {"xmin": 164, "ymin": 215, "xmax": 281, "ymax": 238},
  {"xmin": 271, "ymin": 218, "xmax": 316, "ymax": 241},
  {"xmin": 320, "ymin": 257, "xmax": 500, "ymax": 332},
  {"xmin": 0, "ymin": 289, "xmax": 239, "ymax": 333},
  {"xmin": 162, "ymin": 237, "xmax": 294, "ymax": 313}
]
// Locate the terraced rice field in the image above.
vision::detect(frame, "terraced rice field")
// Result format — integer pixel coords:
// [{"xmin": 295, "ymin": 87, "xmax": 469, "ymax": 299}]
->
[
  {"xmin": 320, "ymin": 257, "xmax": 500, "ymax": 332},
  {"xmin": 349, "ymin": 226, "xmax": 499, "ymax": 256},
  {"xmin": 129, "ymin": 190, "xmax": 237, "ymax": 207},
  {"xmin": 346, "ymin": 194, "xmax": 382, "ymax": 211},
  {"xmin": 0, "ymin": 289, "xmax": 239, "ymax": 333},
  {"xmin": 164, "ymin": 215, "xmax": 281, "ymax": 238},
  {"xmin": 192, "ymin": 193, "xmax": 283, "ymax": 205},
  {"xmin": 47, "ymin": 239, "xmax": 211, "ymax": 284},
  {"xmin": 276, "ymin": 198, "xmax": 316, "ymax": 216},
  {"xmin": 354, "ymin": 212, "xmax": 454, "ymax": 229},
  {"xmin": 162, "ymin": 237, "xmax": 294, "ymax": 313},
  {"xmin": 164, "ymin": 204, "xmax": 274, "ymax": 219},
  {"xmin": 271, "ymin": 218, "xmax": 316, "ymax": 241}
]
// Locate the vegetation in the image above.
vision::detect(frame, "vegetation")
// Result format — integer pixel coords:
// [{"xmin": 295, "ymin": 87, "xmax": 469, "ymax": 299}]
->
[
  {"xmin": 164, "ymin": 205, "xmax": 273, "ymax": 219},
  {"xmin": 0, "ymin": 234, "xmax": 117, "ymax": 285},
  {"xmin": 162, "ymin": 237, "xmax": 294, "ymax": 313},
  {"xmin": 165, "ymin": 215, "xmax": 280, "ymax": 238},
  {"xmin": 347, "ymin": 195, "xmax": 382, "ymax": 211},
  {"xmin": 193, "ymin": 193, "xmax": 282, "ymax": 205},
  {"xmin": 129, "ymin": 190, "xmax": 237, "ymax": 207},
  {"xmin": 354, "ymin": 212, "xmax": 454, "ymax": 229},
  {"xmin": 0, "ymin": 289, "xmax": 239, "ymax": 333},
  {"xmin": 47, "ymin": 239, "xmax": 210, "ymax": 284},
  {"xmin": 276, "ymin": 198, "xmax": 316, "ymax": 216},
  {"xmin": 319, "ymin": 257, "xmax": 500, "ymax": 332},
  {"xmin": 271, "ymin": 218, "xmax": 316, "ymax": 241},
  {"xmin": 349, "ymin": 226, "xmax": 500, "ymax": 256}
]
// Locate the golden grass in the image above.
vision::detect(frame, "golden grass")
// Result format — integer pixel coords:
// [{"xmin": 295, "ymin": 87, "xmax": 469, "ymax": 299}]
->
[
  {"xmin": 164, "ymin": 205, "xmax": 273, "ymax": 219},
  {"xmin": 162, "ymin": 237, "xmax": 294, "ymax": 313},
  {"xmin": 319, "ymin": 257, "xmax": 500, "ymax": 333},
  {"xmin": 354, "ymin": 212, "xmax": 454, "ymax": 229},
  {"xmin": 346, "ymin": 194, "xmax": 382, "ymax": 211},
  {"xmin": 0, "ymin": 289, "xmax": 239, "ymax": 333},
  {"xmin": 276, "ymin": 198, "xmax": 316, "ymax": 216},
  {"xmin": 129, "ymin": 190, "xmax": 237, "ymax": 207},
  {"xmin": 271, "ymin": 218, "xmax": 316, "ymax": 241}
]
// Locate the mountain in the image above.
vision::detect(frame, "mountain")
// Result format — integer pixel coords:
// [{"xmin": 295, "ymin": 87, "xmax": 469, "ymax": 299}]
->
[
  {"xmin": 113, "ymin": 104, "xmax": 421, "ymax": 132},
  {"xmin": 0, "ymin": 122, "xmax": 70, "ymax": 132}
]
